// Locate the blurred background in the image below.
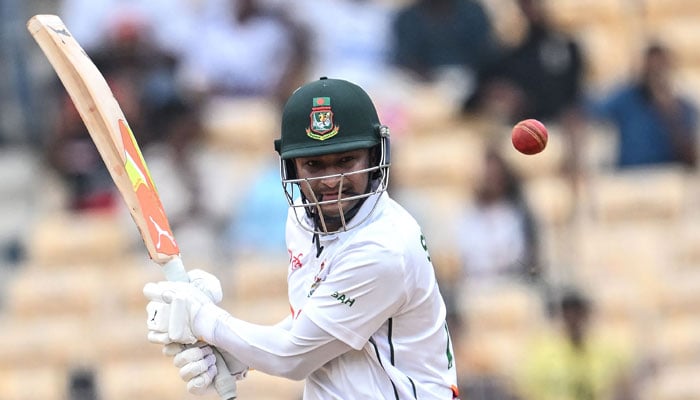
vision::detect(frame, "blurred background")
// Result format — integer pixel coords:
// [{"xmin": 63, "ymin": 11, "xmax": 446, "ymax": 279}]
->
[{"xmin": 2, "ymin": 0, "xmax": 700, "ymax": 399}]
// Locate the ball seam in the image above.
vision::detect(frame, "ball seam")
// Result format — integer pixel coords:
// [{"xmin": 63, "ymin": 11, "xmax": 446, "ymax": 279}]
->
[{"xmin": 520, "ymin": 123, "xmax": 545, "ymax": 149}]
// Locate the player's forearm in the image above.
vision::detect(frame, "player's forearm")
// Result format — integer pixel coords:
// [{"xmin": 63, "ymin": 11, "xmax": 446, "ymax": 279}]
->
[{"xmin": 194, "ymin": 303, "xmax": 348, "ymax": 380}]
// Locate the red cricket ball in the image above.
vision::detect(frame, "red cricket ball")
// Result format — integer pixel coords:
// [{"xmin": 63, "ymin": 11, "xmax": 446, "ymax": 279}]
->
[{"xmin": 511, "ymin": 119, "xmax": 548, "ymax": 155}]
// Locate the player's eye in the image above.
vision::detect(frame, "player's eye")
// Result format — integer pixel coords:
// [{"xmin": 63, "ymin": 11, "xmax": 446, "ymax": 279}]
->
[{"xmin": 303, "ymin": 160, "xmax": 323, "ymax": 172}]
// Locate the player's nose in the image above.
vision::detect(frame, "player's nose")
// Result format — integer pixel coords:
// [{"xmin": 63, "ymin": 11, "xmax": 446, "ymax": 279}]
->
[{"xmin": 318, "ymin": 172, "xmax": 344, "ymax": 190}]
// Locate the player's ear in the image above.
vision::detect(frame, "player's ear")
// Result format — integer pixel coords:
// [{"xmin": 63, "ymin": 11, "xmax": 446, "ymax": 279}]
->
[
  {"xmin": 275, "ymin": 138, "xmax": 298, "ymax": 179},
  {"xmin": 286, "ymin": 160, "xmax": 298, "ymax": 179}
]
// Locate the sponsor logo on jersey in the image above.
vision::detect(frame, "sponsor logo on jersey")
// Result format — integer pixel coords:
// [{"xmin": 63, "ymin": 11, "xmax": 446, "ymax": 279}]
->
[
  {"xmin": 288, "ymin": 249, "xmax": 304, "ymax": 272},
  {"xmin": 306, "ymin": 97, "xmax": 339, "ymax": 141},
  {"xmin": 331, "ymin": 291, "xmax": 355, "ymax": 307},
  {"xmin": 307, "ymin": 260, "xmax": 327, "ymax": 297},
  {"xmin": 290, "ymin": 305, "xmax": 303, "ymax": 320}
]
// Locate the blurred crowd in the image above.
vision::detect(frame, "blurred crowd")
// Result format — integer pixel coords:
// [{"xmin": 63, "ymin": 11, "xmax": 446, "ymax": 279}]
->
[{"xmin": 2, "ymin": 0, "xmax": 700, "ymax": 399}]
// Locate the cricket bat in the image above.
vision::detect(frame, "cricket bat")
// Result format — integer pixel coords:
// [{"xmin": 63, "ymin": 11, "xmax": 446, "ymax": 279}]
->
[{"xmin": 27, "ymin": 14, "xmax": 238, "ymax": 399}]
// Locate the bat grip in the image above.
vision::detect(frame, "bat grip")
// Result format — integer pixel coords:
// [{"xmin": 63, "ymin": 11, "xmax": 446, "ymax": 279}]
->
[
  {"xmin": 213, "ymin": 352, "xmax": 238, "ymax": 400},
  {"xmin": 162, "ymin": 258, "xmax": 238, "ymax": 400},
  {"xmin": 162, "ymin": 257, "xmax": 190, "ymax": 282}
]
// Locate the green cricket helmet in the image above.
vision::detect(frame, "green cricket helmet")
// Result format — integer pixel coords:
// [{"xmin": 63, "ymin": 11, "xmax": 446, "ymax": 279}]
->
[{"xmin": 274, "ymin": 77, "xmax": 391, "ymax": 234}]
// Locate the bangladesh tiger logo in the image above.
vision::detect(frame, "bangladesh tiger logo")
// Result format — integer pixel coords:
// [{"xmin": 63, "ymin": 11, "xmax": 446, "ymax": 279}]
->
[{"xmin": 306, "ymin": 97, "xmax": 339, "ymax": 140}]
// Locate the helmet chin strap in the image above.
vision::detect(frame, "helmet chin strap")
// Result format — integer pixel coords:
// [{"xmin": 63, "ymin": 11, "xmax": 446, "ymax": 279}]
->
[{"xmin": 311, "ymin": 226, "xmax": 324, "ymax": 257}]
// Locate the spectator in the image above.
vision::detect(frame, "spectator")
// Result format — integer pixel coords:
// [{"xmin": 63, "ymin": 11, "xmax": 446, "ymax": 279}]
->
[
  {"xmin": 67, "ymin": 368, "xmax": 99, "ymax": 400},
  {"xmin": 516, "ymin": 288, "xmax": 636, "ymax": 400},
  {"xmin": 1, "ymin": 0, "xmax": 38, "ymax": 144},
  {"xmin": 465, "ymin": 0, "xmax": 586, "ymax": 182},
  {"xmin": 90, "ymin": 13, "xmax": 191, "ymax": 145},
  {"xmin": 177, "ymin": 0, "xmax": 310, "ymax": 105},
  {"xmin": 44, "ymin": 85, "xmax": 120, "ymax": 212},
  {"xmin": 459, "ymin": 375, "xmax": 521, "ymax": 400},
  {"xmin": 291, "ymin": 0, "xmax": 394, "ymax": 91},
  {"xmin": 391, "ymin": 0, "xmax": 499, "ymax": 85},
  {"xmin": 590, "ymin": 42, "xmax": 698, "ymax": 169},
  {"xmin": 465, "ymin": 0, "xmax": 585, "ymax": 124},
  {"xmin": 60, "ymin": 0, "xmax": 202, "ymax": 56},
  {"xmin": 44, "ymin": 11, "xmax": 199, "ymax": 213},
  {"xmin": 454, "ymin": 147, "xmax": 541, "ymax": 285},
  {"xmin": 223, "ymin": 157, "xmax": 289, "ymax": 259}
]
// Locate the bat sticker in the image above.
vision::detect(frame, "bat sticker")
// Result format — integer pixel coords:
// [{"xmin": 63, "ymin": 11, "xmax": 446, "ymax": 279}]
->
[{"xmin": 119, "ymin": 119, "xmax": 179, "ymax": 256}]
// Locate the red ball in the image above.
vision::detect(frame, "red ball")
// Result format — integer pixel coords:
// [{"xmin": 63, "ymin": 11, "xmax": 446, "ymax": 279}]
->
[{"xmin": 511, "ymin": 119, "xmax": 548, "ymax": 155}]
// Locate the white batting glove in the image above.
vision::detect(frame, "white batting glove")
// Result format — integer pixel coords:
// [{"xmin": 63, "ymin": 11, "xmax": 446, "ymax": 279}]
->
[
  {"xmin": 145, "ymin": 268, "xmax": 223, "ymax": 344},
  {"xmin": 163, "ymin": 343, "xmax": 249, "ymax": 395},
  {"xmin": 144, "ymin": 281, "xmax": 212, "ymax": 344},
  {"xmin": 176, "ymin": 343, "xmax": 218, "ymax": 395},
  {"xmin": 187, "ymin": 269, "xmax": 223, "ymax": 304}
]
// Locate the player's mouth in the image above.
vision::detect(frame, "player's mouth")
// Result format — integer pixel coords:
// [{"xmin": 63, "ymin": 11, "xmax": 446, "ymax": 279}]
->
[
  {"xmin": 318, "ymin": 190, "xmax": 358, "ymax": 202},
  {"xmin": 320, "ymin": 193, "xmax": 340, "ymax": 201}
]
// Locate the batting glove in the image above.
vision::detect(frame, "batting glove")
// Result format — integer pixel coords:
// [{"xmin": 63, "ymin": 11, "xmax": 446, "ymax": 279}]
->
[
  {"xmin": 187, "ymin": 269, "xmax": 223, "ymax": 304},
  {"xmin": 163, "ymin": 343, "xmax": 249, "ymax": 395},
  {"xmin": 144, "ymin": 269, "xmax": 222, "ymax": 345},
  {"xmin": 144, "ymin": 281, "xmax": 212, "ymax": 345}
]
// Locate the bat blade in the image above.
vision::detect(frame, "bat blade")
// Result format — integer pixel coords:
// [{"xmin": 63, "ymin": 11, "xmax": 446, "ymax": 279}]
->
[{"xmin": 27, "ymin": 14, "xmax": 179, "ymax": 265}]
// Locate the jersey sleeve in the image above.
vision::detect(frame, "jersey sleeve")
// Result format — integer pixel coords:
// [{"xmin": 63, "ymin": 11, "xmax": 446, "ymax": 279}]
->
[
  {"xmin": 194, "ymin": 304, "xmax": 353, "ymax": 380},
  {"xmin": 301, "ymin": 242, "xmax": 408, "ymax": 350}
]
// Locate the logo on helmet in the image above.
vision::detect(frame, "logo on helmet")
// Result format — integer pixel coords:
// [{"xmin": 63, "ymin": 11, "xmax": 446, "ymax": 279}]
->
[{"xmin": 306, "ymin": 97, "xmax": 339, "ymax": 141}]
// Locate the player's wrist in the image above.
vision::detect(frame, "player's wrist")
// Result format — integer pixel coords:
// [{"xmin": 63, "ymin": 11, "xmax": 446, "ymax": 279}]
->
[{"xmin": 194, "ymin": 303, "xmax": 230, "ymax": 344}]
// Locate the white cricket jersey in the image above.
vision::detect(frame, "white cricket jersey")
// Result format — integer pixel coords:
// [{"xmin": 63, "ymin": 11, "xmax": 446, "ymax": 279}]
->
[{"xmin": 286, "ymin": 192, "xmax": 459, "ymax": 399}]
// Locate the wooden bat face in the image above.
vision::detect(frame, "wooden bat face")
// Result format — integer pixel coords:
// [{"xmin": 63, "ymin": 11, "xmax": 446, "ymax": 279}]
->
[{"xmin": 27, "ymin": 14, "xmax": 180, "ymax": 263}]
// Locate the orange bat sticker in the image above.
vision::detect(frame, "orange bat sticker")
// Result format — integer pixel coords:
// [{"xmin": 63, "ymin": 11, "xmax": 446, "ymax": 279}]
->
[{"xmin": 119, "ymin": 119, "xmax": 179, "ymax": 256}]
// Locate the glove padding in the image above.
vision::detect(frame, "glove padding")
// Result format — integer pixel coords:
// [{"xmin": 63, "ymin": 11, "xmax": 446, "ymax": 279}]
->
[
  {"xmin": 144, "ymin": 281, "xmax": 212, "ymax": 345},
  {"xmin": 176, "ymin": 344, "xmax": 218, "ymax": 395},
  {"xmin": 164, "ymin": 343, "xmax": 249, "ymax": 395},
  {"xmin": 187, "ymin": 269, "xmax": 223, "ymax": 304},
  {"xmin": 146, "ymin": 268, "xmax": 222, "ymax": 344},
  {"xmin": 145, "ymin": 269, "xmax": 235, "ymax": 395}
]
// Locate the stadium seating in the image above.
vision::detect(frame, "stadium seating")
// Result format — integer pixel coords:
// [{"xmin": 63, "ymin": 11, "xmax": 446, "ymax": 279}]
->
[
  {"xmin": 0, "ymin": 315, "xmax": 100, "ymax": 369},
  {"xmin": 201, "ymin": 96, "xmax": 279, "ymax": 154},
  {"xmin": 640, "ymin": 363, "xmax": 700, "ymax": 400},
  {"xmin": 0, "ymin": 366, "xmax": 65, "ymax": 400},
  {"xmin": 456, "ymin": 282, "xmax": 547, "ymax": 377},
  {"xmin": 25, "ymin": 211, "xmax": 133, "ymax": 268},
  {"xmin": 587, "ymin": 166, "xmax": 688, "ymax": 224},
  {"xmin": 98, "ymin": 358, "xmax": 185, "ymax": 400},
  {"xmin": 390, "ymin": 130, "xmax": 485, "ymax": 191},
  {"xmin": 5, "ymin": 265, "xmax": 104, "ymax": 319}
]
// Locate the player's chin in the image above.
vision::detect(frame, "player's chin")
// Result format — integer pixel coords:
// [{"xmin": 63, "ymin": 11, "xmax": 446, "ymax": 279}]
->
[
  {"xmin": 319, "ymin": 199, "xmax": 358, "ymax": 218},
  {"xmin": 318, "ymin": 206, "xmax": 344, "ymax": 219}
]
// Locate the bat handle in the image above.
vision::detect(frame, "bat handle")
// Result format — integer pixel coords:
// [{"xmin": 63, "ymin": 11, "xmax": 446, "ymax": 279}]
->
[
  {"xmin": 162, "ymin": 258, "xmax": 238, "ymax": 399},
  {"xmin": 162, "ymin": 257, "xmax": 190, "ymax": 282},
  {"xmin": 214, "ymin": 352, "xmax": 239, "ymax": 399}
]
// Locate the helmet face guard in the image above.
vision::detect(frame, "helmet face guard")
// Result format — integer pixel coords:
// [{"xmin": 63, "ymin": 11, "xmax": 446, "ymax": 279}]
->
[
  {"xmin": 274, "ymin": 77, "xmax": 391, "ymax": 234},
  {"xmin": 279, "ymin": 132, "xmax": 390, "ymax": 234}
]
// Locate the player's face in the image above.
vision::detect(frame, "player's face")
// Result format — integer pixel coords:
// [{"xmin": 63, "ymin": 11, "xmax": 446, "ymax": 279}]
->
[{"xmin": 293, "ymin": 148, "xmax": 372, "ymax": 228}]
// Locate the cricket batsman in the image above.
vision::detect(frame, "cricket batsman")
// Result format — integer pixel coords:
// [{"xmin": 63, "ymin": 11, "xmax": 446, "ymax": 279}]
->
[{"xmin": 144, "ymin": 77, "xmax": 460, "ymax": 399}]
